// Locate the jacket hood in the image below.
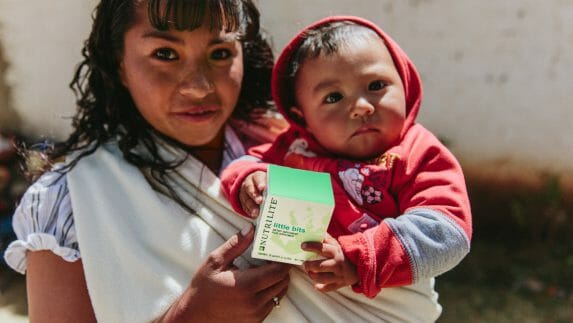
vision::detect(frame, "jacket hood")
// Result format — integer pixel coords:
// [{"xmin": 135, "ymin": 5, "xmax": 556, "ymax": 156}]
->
[{"xmin": 271, "ymin": 15, "xmax": 423, "ymax": 141}]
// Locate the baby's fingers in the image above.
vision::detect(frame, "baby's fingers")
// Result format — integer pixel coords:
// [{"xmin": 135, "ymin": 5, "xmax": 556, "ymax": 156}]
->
[
  {"xmin": 303, "ymin": 258, "xmax": 337, "ymax": 274},
  {"xmin": 250, "ymin": 171, "xmax": 267, "ymax": 194},
  {"xmin": 301, "ymin": 241, "xmax": 321, "ymax": 252},
  {"xmin": 242, "ymin": 178, "xmax": 263, "ymax": 205},
  {"xmin": 306, "ymin": 268, "xmax": 346, "ymax": 293},
  {"xmin": 240, "ymin": 195, "xmax": 261, "ymax": 218},
  {"xmin": 301, "ymin": 241, "xmax": 336, "ymax": 258}
]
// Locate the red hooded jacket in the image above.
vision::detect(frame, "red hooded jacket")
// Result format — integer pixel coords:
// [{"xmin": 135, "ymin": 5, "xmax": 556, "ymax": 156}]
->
[{"xmin": 222, "ymin": 16, "xmax": 472, "ymax": 298}]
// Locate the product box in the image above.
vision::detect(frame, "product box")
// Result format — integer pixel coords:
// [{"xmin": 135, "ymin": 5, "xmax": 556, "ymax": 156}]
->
[{"xmin": 251, "ymin": 164, "xmax": 334, "ymax": 265}]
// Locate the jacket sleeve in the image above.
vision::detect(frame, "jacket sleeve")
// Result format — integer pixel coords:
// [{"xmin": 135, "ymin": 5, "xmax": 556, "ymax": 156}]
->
[{"xmin": 338, "ymin": 128, "xmax": 472, "ymax": 298}]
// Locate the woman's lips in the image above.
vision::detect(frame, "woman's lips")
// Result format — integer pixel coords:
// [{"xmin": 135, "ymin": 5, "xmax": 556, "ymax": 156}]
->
[{"xmin": 172, "ymin": 106, "xmax": 219, "ymax": 122}]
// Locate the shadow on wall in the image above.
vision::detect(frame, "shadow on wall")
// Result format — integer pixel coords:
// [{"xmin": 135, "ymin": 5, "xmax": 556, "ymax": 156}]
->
[{"xmin": 0, "ymin": 39, "xmax": 22, "ymax": 132}]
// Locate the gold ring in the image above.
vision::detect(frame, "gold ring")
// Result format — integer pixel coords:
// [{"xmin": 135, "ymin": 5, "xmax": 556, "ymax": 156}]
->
[{"xmin": 272, "ymin": 296, "xmax": 280, "ymax": 308}]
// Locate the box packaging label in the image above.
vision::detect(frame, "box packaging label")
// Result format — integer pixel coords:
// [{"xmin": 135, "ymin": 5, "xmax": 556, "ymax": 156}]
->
[{"xmin": 252, "ymin": 165, "xmax": 334, "ymax": 265}]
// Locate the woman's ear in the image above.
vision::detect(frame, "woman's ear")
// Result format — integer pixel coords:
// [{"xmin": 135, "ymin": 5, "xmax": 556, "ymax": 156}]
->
[{"xmin": 119, "ymin": 60, "xmax": 127, "ymax": 87}]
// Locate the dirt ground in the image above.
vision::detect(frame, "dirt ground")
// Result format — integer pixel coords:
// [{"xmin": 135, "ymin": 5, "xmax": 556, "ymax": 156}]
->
[
  {"xmin": 0, "ymin": 268, "xmax": 27, "ymax": 322},
  {"xmin": 437, "ymin": 174, "xmax": 573, "ymax": 322},
  {"xmin": 437, "ymin": 242, "xmax": 573, "ymax": 322}
]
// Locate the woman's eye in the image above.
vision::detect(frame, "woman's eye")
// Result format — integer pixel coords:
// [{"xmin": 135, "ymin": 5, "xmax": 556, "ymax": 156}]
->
[
  {"xmin": 154, "ymin": 48, "xmax": 178, "ymax": 61},
  {"xmin": 368, "ymin": 80, "xmax": 385, "ymax": 91},
  {"xmin": 324, "ymin": 92, "xmax": 343, "ymax": 104},
  {"xmin": 211, "ymin": 48, "xmax": 232, "ymax": 60}
]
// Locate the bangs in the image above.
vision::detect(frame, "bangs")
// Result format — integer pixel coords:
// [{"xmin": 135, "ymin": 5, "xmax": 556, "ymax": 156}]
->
[{"xmin": 147, "ymin": 0, "xmax": 244, "ymax": 33}]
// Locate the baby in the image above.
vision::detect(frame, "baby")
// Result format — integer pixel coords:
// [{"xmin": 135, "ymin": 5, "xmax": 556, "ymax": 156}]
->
[{"xmin": 222, "ymin": 16, "xmax": 472, "ymax": 298}]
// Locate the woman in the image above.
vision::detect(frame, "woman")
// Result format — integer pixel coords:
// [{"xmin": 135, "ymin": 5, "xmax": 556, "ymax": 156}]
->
[{"xmin": 5, "ymin": 0, "xmax": 289, "ymax": 322}]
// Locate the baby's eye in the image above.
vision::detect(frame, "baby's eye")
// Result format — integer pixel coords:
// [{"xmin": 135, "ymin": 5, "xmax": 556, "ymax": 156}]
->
[
  {"xmin": 211, "ymin": 48, "xmax": 232, "ymax": 60},
  {"xmin": 154, "ymin": 48, "xmax": 178, "ymax": 61},
  {"xmin": 324, "ymin": 92, "xmax": 343, "ymax": 104},
  {"xmin": 368, "ymin": 80, "xmax": 385, "ymax": 91}
]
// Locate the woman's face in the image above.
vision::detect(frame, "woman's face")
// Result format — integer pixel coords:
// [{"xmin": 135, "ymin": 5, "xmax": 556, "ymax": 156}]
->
[{"xmin": 120, "ymin": 5, "xmax": 244, "ymax": 147}]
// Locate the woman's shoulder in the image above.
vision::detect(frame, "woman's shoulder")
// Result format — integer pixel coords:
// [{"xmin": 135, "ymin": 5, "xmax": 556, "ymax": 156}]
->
[
  {"xmin": 4, "ymin": 168, "xmax": 80, "ymax": 274},
  {"xmin": 20, "ymin": 167, "xmax": 72, "ymax": 209},
  {"xmin": 30, "ymin": 166, "xmax": 69, "ymax": 190}
]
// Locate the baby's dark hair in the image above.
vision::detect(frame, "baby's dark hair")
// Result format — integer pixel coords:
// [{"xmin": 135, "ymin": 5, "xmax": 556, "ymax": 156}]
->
[
  {"xmin": 283, "ymin": 21, "xmax": 380, "ymax": 120},
  {"xmin": 32, "ymin": 0, "xmax": 273, "ymax": 178}
]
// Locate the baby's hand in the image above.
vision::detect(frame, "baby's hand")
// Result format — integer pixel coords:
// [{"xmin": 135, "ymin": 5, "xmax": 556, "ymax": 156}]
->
[
  {"xmin": 301, "ymin": 233, "xmax": 358, "ymax": 292},
  {"xmin": 239, "ymin": 171, "xmax": 267, "ymax": 218}
]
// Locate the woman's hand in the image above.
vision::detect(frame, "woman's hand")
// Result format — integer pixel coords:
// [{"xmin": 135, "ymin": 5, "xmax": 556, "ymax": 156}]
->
[
  {"xmin": 158, "ymin": 225, "xmax": 290, "ymax": 322},
  {"xmin": 301, "ymin": 233, "xmax": 358, "ymax": 293},
  {"xmin": 239, "ymin": 171, "xmax": 267, "ymax": 218}
]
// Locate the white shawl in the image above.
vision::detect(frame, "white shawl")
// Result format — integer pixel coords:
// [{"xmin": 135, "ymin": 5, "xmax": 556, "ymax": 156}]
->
[{"xmin": 67, "ymin": 141, "xmax": 441, "ymax": 322}]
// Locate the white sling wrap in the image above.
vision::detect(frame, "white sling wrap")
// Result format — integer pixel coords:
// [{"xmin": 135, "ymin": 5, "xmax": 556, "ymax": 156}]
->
[{"xmin": 68, "ymin": 142, "xmax": 441, "ymax": 322}]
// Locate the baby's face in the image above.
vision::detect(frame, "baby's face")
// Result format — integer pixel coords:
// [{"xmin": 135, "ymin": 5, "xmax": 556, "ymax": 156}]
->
[{"xmin": 293, "ymin": 34, "xmax": 406, "ymax": 159}]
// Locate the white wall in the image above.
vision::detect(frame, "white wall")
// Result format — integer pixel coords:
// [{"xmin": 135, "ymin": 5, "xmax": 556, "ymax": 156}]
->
[
  {"xmin": 0, "ymin": 0, "xmax": 98, "ymax": 138},
  {"xmin": 0, "ymin": 0, "xmax": 572, "ymax": 180},
  {"xmin": 257, "ymin": 0, "xmax": 573, "ymax": 176}
]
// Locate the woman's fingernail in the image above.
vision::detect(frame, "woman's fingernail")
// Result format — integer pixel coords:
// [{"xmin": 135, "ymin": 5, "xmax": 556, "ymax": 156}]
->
[{"xmin": 240, "ymin": 224, "xmax": 252, "ymax": 236}]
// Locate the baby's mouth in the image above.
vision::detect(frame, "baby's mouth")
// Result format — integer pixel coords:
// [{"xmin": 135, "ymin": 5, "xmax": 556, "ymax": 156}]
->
[{"xmin": 352, "ymin": 126, "xmax": 379, "ymax": 137}]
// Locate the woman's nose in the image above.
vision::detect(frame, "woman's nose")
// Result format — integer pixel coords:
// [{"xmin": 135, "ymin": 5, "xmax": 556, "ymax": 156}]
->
[
  {"xmin": 351, "ymin": 98, "xmax": 375, "ymax": 119},
  {"xmin": 178, "ymin": 68, "xmax": 214, "ymax": 98}
]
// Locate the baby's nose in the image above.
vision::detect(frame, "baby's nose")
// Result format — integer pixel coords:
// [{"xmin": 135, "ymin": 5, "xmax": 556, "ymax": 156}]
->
[{"xmin": 351, "ymin": 98, "xmax": 375, "ymax": 119}]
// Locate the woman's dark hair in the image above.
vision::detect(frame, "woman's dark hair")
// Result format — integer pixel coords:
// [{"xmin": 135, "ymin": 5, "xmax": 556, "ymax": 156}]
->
[{"xmin": 31, "ymin": 0, "xmax": 273, "ymax": 179}]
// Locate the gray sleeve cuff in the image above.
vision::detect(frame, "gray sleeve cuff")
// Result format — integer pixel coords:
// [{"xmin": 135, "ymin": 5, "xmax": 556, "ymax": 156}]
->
[{"xmin": 385, "ymin": 207, "xmax": 470, "ymax": 282}]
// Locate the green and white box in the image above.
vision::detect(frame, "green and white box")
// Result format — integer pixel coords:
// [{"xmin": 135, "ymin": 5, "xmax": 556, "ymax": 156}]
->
[{"xmin": 252, "ymin": 164, "xmax": 335, "ymax": 265}]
